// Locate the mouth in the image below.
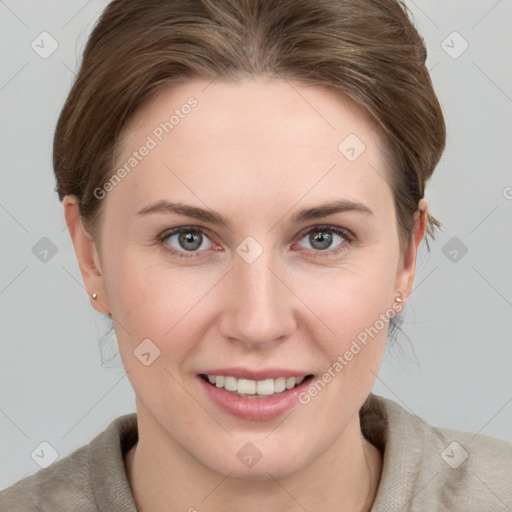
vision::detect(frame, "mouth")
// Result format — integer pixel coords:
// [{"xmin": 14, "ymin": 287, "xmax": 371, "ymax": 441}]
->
[{"xmin": 199, "ymin": 373, "xmax": 315, "ymax": 399}]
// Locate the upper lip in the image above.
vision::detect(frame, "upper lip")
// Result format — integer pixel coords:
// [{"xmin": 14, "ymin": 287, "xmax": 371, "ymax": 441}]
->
[{"xmin": 198, "ymin": 367, "xmax": 313, "ymax": 381}]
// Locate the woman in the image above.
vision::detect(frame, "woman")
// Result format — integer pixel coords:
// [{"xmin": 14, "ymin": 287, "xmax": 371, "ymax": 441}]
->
[{"xmin": 1, "ymin": 0, "xmax": 510, "ymax": 510}]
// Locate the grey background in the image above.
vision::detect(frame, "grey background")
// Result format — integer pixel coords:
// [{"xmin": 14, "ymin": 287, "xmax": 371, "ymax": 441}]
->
[{"xmin": 1, "ymin": 0, "xmax": 511, "ymax": 490}]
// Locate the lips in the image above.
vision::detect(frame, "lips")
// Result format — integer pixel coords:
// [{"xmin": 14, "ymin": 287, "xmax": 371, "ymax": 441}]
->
[{"xmin": 197, "ymin": 369, "xmax": 315, "ymax": 421}]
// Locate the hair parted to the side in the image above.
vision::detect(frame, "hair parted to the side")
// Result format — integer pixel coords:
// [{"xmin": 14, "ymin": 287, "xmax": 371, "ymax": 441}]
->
[{"xmin": 53, "ymin": 0, "xmax": 446, "ymax": 351}]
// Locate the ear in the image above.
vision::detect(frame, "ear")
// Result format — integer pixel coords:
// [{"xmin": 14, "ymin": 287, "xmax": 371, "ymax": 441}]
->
[
  {"xmin": 394, "ymin": 198, "xmax": 428, "ymax": 306},
  {"xmin": 63, "ymin": 195, "xmax": 110, "ymax": 315}
]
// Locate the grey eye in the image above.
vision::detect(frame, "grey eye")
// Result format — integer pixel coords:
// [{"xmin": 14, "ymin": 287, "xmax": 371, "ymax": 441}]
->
[
  {"xmin": 165, "ymin": 229, "xmax": 213, "ymax": 252},
  {"xmin": 298, "ymin": 228, "xmax": 344, "ymax": 251},
  {"xmin": 178, "ymin": 231, "xmax": 203, "ymax": 251}
]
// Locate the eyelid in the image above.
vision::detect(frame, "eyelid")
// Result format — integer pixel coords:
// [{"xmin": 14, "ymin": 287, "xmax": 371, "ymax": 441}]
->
[
  {"xmin": 295, "ymin": 224, "xmax": 355, "ymax": 243},
  {"xmin": 158, "ymin": 225, "xmax": 214, "ymax": 241}
]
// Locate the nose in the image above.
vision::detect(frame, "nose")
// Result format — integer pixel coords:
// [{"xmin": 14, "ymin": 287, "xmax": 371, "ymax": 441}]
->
[{"xmin": 218, "ymin": 251, "xmax": 297, "ymax": 350}]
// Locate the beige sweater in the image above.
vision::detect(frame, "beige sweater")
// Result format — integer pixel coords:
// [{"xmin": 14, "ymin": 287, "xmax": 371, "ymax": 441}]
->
[{"xmin": 1, "ymin": 394, "xmax": 511, "ymax": 511}]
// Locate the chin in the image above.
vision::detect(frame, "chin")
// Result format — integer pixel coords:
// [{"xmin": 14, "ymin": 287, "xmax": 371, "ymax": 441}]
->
[{"xmin": 196, "ymin": 441, "xmax": 312, "ymax": 481}]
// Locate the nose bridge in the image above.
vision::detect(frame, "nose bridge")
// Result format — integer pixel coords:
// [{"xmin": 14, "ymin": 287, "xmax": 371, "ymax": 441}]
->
[{"xmin": 220, "ymin": 247, "xmax": 295, "ymax": 348}]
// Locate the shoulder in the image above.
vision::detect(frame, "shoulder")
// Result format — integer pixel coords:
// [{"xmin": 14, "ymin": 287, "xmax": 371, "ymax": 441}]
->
[
  {"xmin": 0, "ymin": 413, "xmax": 138, "ymax": 512},
  {"xmin": 0, "ymin": 441, "xmax": 96, "ymax": 511},
  {"xmin": 365, "ymin": 394, "xmax": 512, "ymax": 511}
]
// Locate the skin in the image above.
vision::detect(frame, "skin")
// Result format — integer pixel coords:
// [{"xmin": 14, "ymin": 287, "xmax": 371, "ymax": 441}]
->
[{"xmin": 64, "ymin": 76, "xmax": 427, "ymax": 511}]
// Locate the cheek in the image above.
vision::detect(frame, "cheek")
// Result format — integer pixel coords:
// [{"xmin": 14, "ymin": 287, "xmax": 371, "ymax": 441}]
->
[
  {"xmin": 104, "ymin": 254, "xmax": 222, "ymax": 364},
  {"xmin": 294, "ymin": 254, "xmax": 397, "ymax": 377},
  {"xmin": 106, "ymin": 251, "xmax": 201, "ymax": 325},
  {"xmin": 106, "ymin": 258, "xmax": 204, "ymax": 411},
  {"xmin": 303, "ymin": 256, "xmax": 397, "ymax": 331}
]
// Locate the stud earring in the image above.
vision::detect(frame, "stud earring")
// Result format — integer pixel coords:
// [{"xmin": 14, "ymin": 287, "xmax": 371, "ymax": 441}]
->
[
  {"xmin": 395, "ymin": 293, "xmax": 403, "ymax": 304},
  {"xmin": 92, "ymin": 293, "xmax": 98, "ymax": 300}
]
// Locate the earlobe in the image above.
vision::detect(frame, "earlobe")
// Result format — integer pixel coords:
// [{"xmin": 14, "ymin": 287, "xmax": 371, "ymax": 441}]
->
[{"xmin": 63, "ymin": 195, "xmax": 110, "ymax": 315}]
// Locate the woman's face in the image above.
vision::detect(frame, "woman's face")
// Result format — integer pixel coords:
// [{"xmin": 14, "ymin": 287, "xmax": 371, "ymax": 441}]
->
[{"xmin": 68, "ymin": 77, "xmax": 422, "ymax": 479}]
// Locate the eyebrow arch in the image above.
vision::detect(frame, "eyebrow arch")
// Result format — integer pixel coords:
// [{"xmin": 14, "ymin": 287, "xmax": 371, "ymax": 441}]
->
[
  {"xmin": 136, "ymin": 200, "xmax": 230, "ymax": 228},
  {"xmin": 289, "ymin": 199, "xmax": 373, "ymax": 223},
  {"xmin": 135, "ymin": 199, "xmax": 373, "ymax": 228}
]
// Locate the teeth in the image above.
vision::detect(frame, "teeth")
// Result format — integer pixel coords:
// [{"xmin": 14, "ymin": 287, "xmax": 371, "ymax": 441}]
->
[
  {"xmin": 256, "ymin": 379, "xmax": 274, "ymax": 395},
  {"xmin": 206, "ymin": 374, "xmax": 307, "ymax": 396},
  {"xmin": 225, "ymin": 376, "xmax": 237, "ymax": 391},
  {"xmin": 274, "ymin": 377, "xmax": 286, "ymax": 393},
  {"xmin": 237, "ymin": 378, "xmax": 256, "ymax": 394}
]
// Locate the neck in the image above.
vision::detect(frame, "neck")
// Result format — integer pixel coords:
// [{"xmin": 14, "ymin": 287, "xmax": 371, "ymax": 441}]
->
[{"xmin": 125, "ymin": 407, "xmax": 382, "ymax": 512}]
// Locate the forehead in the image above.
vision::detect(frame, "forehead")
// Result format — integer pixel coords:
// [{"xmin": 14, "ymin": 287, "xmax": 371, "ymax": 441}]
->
[
  {"xmin": 108, "ymin": 77, "xmax": 393, "ymax": 220},
  {"xmin": 120, "ymin": 76, "xmax": 385, "ymax": 156}
]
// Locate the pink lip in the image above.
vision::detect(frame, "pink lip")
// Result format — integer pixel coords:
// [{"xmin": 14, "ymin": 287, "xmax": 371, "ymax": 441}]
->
[
  {"xmin": 197, "ymin": 373, "xmax": 314, "ymax": 422},
  {"xmin": 197, "ymin": 367, "xmax": 310, "ymax": 380}
]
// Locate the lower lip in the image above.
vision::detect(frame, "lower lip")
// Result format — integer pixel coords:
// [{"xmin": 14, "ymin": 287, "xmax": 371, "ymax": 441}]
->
[{"xmin": 198, "ymin": 375, "xmax": 313, "ymax": 421}]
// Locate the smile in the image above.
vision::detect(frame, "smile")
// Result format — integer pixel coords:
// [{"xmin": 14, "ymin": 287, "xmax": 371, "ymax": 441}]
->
[
  {"xmin": 200, "ymin": 374, "xmax": 312, "ymax": 398},
  {"xmin": 198, "ymin": 373, "xmax": 315, "ymax": 421}
]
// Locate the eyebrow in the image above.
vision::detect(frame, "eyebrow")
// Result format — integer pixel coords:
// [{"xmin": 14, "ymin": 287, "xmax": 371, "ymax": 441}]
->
[{"xmin": 135, "ymin": 199, "xmax": 373, "ymax": 228}]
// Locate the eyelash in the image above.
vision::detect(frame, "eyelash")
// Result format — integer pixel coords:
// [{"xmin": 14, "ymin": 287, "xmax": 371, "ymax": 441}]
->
[{"xmin": 156, "ymin": 224, "xmax": 355, "ymax": 259}]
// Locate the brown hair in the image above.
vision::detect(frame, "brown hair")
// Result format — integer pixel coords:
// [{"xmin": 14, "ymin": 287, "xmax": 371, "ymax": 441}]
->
[{"xmin": 54, "ymin": 0, "xmax": 445, "ymax": 253}]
